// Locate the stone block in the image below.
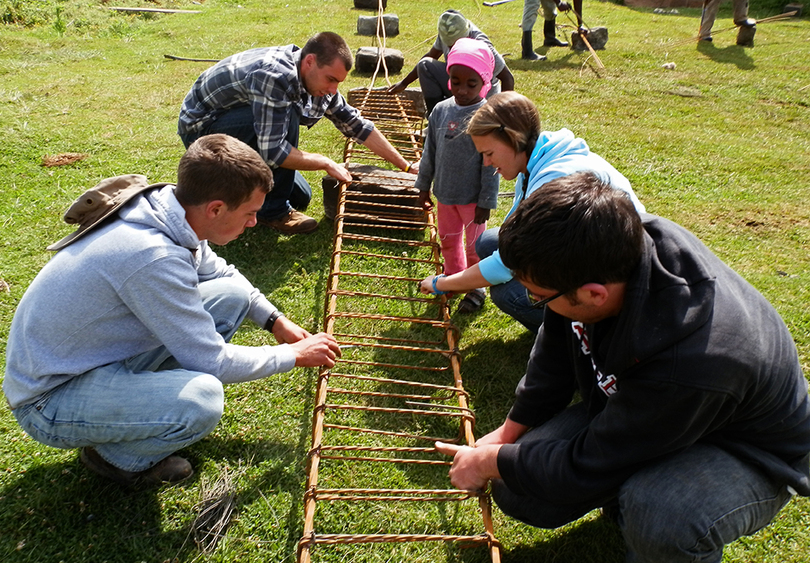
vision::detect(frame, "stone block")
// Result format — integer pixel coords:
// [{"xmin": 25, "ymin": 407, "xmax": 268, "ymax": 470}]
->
[
  {"xmin": 784, "ymin": 3, "xmax": 803, "ymax": 16},
  {"xmin": 322, "ymin": 164, "xmax": 422, "ymax": 222},
  {"xmin": 355, "ymin": 46, "xmax": 404, "ymax": 74},
  {"xmin": 354, "ymin": 0, "xmax": 387, "ymax": 9},
  {"xmin": 736, "ymin": 25, "xmax": 756, "ymax": 47},
  {"xmin": 571, "ymin": 26, "xmax": 608, "ymax": 51},
  {"xmin": 357, "ymin": 14, "xmax": 399, "ymax": 36}
]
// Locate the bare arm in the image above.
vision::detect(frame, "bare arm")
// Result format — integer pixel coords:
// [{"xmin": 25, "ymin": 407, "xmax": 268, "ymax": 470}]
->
[
  {"xmin": 271, "ymin": 315, "xmax": 311, "ymax": 344},
  {"xmin": 496, "ymin": 66, "xmax": 515, "ymax": 92},
  {"xmin": 388, "ymin": 47, "xmax": 443, "ymax": 93},
  {"xmin": 419, "ymin": 263, "xmax": 490, "ymax": 295},
  {"xmin": 361, "ymin": 128, "xmax": 416, "ymax": 173},
  {"xmin": 475, "ymin": 419, "xmax": 530, "ymax": 447},
  {"xmin": 279, "ymin": 146, "xmax": 352, "ymax": 183}
]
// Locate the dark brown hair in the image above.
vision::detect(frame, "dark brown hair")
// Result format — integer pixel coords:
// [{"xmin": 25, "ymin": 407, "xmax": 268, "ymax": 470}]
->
[
  {"xmin": 176, "ymin": 134, "xmax": 273, "ymax": 209},
  {"xmin": 499, "ymin": 171, "xmax": 644, "ymax": 292},
  {"xmin": 301, "ymin": 31, "xmax": 352, "ymax": 71}
]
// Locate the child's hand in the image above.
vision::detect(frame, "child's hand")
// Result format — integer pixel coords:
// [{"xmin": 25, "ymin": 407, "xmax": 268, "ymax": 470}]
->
[
  {"xmin": 418, "ymin": 191, "xmax": 434, "ymax": 211},
  {"xmin": 474, "ymin": 206, "xmax": 490, "ymax": 224}
]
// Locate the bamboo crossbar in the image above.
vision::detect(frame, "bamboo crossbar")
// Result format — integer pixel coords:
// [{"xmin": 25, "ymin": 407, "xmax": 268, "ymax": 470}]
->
[{"xmin": 297, "ymin": 89, "xmax": 500, "ymax": 563}]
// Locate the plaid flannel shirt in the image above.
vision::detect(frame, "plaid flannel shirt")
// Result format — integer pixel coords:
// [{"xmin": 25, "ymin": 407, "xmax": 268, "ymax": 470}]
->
[{"xmin": 178, "ymin": 45, "xmax": 374, "ymax": 168}]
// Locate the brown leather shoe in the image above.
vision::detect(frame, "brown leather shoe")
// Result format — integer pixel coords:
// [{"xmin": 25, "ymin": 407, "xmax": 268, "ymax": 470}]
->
[
  {"xmin": 258, "ymin": 210, "xmax": 318, "ymax": 234},
  {"xmin": 80, "ymin": 447, "xmax": 193, "ymax": 487}
]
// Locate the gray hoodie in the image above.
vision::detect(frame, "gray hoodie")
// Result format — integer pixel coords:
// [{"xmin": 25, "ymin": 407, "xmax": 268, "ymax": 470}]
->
[{"xmin": 4, "ymin": 185, "xmax": 295, "ymax": 409}]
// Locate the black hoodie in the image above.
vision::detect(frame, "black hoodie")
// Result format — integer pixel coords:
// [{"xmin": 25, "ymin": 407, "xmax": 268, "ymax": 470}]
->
[{"xmin": 498, "ymin": 215, "xmax": 810, "ymax": 504}]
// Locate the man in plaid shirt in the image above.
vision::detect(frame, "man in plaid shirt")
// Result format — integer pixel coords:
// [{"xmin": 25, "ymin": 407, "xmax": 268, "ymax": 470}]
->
[{"xmin": 179, "ymin": 32, "xmax": 417, "ymax": 234}]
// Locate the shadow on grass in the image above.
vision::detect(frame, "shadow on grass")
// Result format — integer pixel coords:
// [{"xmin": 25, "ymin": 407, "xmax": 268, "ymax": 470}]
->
[
  {"xmin": 696, "ymin": 40, "xmax": 755, "ymax": 69},
  {"xmin": 499, "ymin": 516, "xmax": 626, "ymax": 563},
  {"xmin": 0, "ymin": 456, "xmax": 191, "ymax": 562},
  {"xmin": 0, "ymin": 432, "xmax": 313, "ymax": 563},
  {"xmin": 507, "ymin": 50, "xmax": 591, "ymax": 73}
]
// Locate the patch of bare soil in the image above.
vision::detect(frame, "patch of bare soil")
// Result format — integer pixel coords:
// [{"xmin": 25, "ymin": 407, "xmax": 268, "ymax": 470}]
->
[{"xmin": 42, "ymin": 153, "xmax": 88, "ymax": 167}]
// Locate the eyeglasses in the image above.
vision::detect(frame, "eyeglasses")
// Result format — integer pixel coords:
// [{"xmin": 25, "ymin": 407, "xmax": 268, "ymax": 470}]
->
[{"xmin": 526, "ymin": 289, "xmax": 564, "ymax": 310}]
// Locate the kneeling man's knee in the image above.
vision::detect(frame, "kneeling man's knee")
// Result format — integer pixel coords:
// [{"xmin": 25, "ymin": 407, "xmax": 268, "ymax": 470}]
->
[
  {"xmin": 179, "ymin": 374, "xmax": 225, "ymax": 438},
  {"xmin": 491, "ymin": 479, "xmax": 585, "ymax": 529}
]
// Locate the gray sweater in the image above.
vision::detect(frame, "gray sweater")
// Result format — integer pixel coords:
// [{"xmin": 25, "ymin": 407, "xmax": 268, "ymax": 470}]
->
[
  {"xmin": 4, "ymin": 185, "xmax": 296, "ymax": 409},
  {"xmin": 414, "ymin": 98, "xmax": 499, "ymax": 208}
]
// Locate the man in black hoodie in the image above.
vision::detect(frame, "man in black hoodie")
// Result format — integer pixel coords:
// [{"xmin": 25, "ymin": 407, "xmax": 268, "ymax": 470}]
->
[{"xmin": 436, "ymin": 172, "xmax": 810, "ymax": 562}]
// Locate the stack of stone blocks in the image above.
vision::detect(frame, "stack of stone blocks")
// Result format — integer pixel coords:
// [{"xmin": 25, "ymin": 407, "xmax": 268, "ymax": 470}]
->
[{"xmin": 353, "ymin": 0, "xmax": 404, "ymax": 75}]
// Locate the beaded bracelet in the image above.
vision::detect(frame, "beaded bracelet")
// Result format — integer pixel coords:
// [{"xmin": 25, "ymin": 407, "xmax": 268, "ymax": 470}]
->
[{"xmin": 431, "ymin": 274, "xmax": 448, "ymax": 295}]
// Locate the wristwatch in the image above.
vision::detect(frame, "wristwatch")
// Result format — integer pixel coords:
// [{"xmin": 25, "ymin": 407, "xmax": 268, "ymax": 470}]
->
[{"xmin": 264, "ymin": 310, "xmax": 285, "ymax": 331}]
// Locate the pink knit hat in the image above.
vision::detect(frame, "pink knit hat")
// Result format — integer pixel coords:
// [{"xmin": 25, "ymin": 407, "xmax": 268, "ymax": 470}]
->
[{"xmin": 446, "ymin": 37, "xmax": 495, "ymax": 98}]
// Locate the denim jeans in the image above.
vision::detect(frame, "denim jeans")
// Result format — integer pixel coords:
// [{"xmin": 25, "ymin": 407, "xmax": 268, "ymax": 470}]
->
[
  {"xmin": 491, "ymin": 403, "xmax": 794, "ymax": 563},
  {"xmin": 12, "ymin": 278, "xmax": 250, "ymax": 472},
  {"xmin": 475, "ymin": 227, "xmax": 546, "ymax": 332},
  {"xmin": 178, "ymin": 105, "xmax": 312, "ymax": 221}
]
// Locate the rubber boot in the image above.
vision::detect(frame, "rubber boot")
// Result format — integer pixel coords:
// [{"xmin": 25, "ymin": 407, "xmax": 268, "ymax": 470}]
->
[
  {"xmin": 543, "ymin": 19, "xmax": 568, "ymax": 47},
  {"xmin": 521, "ymin": 30, "xmax": 547, "ymax": 61}
]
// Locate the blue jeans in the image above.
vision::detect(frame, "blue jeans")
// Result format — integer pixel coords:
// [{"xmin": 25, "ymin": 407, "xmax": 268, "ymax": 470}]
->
[
  {"xmin": 475, "ymin": 227, "xmax": 546, "ymax": 333},
  {"xmin": 178, "ymin": 106, "xmax": 312, "ymax": 221},
  {"xmin": 491, "ymin": 403, "xmax": 794, "ymax": 563},
  {"xmin": 12, "ymin": 278, "xmax": 250, "ymax": 472}
]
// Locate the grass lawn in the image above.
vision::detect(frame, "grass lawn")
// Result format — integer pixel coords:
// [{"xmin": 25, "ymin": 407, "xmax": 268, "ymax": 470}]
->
[{"xmin": 0, "ymin": 0, "xmax": 808, "ymax": 562}]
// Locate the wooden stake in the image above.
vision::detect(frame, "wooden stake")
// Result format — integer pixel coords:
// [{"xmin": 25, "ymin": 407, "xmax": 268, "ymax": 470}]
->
[
  {"xmin": 164, "ymin": 54, "xmax": 219, "ymax": 62},
  {"xmin": 107, "ymin": 7, "xmax": 201, "ymax": 14}
]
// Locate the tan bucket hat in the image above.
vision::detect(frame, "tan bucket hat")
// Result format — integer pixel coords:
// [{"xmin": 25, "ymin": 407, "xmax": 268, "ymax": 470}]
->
[{"xmin": 47, "ymin": 174, "xmax": 167, "ymax": 251}]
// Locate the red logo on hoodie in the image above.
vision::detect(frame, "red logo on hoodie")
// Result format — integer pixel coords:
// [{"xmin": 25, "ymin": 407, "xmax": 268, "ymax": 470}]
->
[{"xmin": 571, "ymin": 322, "xmax": 619, "ymax": 397}]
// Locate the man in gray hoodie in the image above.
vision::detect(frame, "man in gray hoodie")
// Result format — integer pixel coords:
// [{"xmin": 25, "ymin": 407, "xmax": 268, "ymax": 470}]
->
[{"xmin": 4, "ymin": 134, "xmax": 340, "ymax": 487}]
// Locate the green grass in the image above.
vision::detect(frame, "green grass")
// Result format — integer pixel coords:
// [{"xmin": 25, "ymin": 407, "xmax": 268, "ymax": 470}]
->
[{"xmin": 1, "ymin": 0, "xmax": 809, "ymax": 562}]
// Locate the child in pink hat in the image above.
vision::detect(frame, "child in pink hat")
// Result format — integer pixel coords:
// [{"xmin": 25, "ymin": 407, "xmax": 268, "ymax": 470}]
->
[{"xmin": 414, "ymin": 38, "xmax": 498, "ymax": 314}]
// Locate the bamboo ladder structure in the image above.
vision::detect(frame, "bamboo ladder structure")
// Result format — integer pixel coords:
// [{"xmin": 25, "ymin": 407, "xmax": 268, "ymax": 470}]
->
[{"xmin": 297, "ymin": 88, "xmax": 501, "ymax": 562}]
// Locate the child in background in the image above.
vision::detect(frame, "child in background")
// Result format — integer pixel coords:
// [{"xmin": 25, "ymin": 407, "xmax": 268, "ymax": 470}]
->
[{"xmin": 415, "ymin": 38, "xmax": 499, "ymax": 314}]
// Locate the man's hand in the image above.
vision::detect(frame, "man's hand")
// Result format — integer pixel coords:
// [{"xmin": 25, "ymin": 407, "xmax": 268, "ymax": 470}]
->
[
  {"xmin": 289, "ymin": 333, "xmax": 341, "ymax": 368},
  {"xmin": 473, "ymin": 206, "xmax": 490, "ymax": 224},
  {"xmin": 417, "ymin": 190, "xmax": 434, "ymax": 211},
  {"xmin": 271, "ymin": 316, "xmax": 311, "ymax": 344},
  {"xmin": 476, "ymin": 420, "xmax": 530, "ymax": 447},
  {"xmin": 407, "ymin": 160, "xmax": 420, "ymax": 175},
  {"xmin": 435, "ymin": 441, "xmax": 502, "ymax": 491},
  {"xmin": 325, "ymin": 161, "xmax": 352, "ymax": 184}
]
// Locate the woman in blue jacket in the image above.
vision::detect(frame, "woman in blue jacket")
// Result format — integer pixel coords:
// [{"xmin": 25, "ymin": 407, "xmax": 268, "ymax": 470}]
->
[{"xmin": 418, "ymin": 91, "xmax": 644, "ymax": 332}]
